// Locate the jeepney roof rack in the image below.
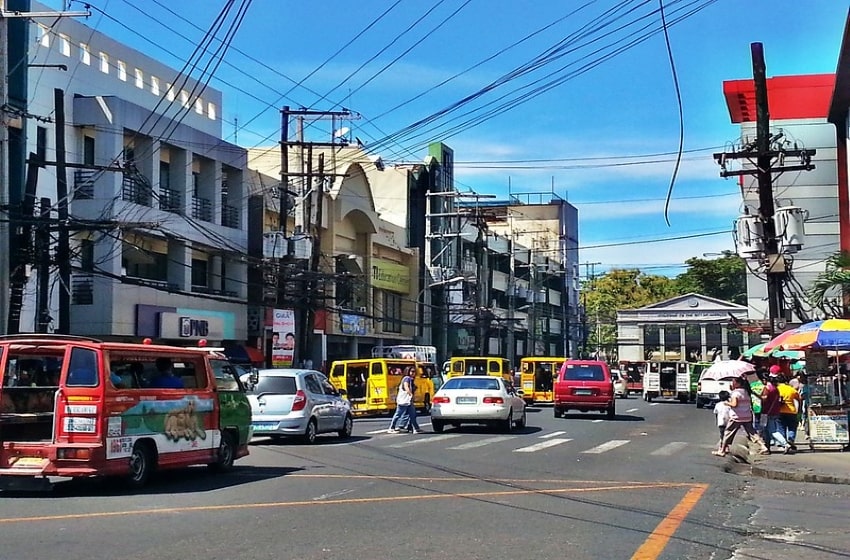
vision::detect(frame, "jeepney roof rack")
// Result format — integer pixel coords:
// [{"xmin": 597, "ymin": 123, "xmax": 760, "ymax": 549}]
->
[{"xmin": 0, "ymin": 333, "xmax": 104, "ymax": 343}]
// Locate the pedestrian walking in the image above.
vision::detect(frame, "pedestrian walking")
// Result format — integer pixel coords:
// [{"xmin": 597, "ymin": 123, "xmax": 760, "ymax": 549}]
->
[
  {"xmin": 712, "ymin": 390, "xmax": 732, "ymax": 456},
  {"xmin": 761, "ymin": 370, "xmax": 790, "ymax": 453},
  {"xmin": 399, "ymin": 367, "xmax": 423, "ymax": 434},
  {"xmin": 776, "ymin": 374, "xmax": 802, "ymax": 453},
  {"xmin": 720, "ymin": 376, "xmax": 770, "ymax": 456},
  {"xmin": 386, "ymin": 369, "xmax": 411, "ymax": 433}
]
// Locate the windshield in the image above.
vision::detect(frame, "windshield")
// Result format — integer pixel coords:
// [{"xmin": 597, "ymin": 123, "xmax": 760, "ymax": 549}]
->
[
  {"xmin": 251, "ymin": 375, "xmax": 297, "ymax": 395},
  {"xmin": 563, "ymin": 364, "xmax": 605, "ymax": 381},
  {"xmin": 442, "ymin": 377, "xmax": 502, "ymax": 391}
]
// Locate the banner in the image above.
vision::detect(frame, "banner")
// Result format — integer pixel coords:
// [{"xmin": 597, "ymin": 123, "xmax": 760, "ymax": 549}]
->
[{"xmin": 272, "ymin": 309, "xmax": 296, "ymax": 367}]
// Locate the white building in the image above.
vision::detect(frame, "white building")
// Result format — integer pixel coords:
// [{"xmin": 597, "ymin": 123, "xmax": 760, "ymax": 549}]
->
[{"xmin": 18, "ymin": 4, "xmax": 252, "ymax": 343}]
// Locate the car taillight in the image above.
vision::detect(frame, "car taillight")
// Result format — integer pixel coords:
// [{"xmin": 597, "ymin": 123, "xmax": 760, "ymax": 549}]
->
[
  {"xmin": 432, "ymin": 396, "xmax": 450, "ymax": 404},
  {"xmin": 292, "ymin": 389, "xmax": 307, "ymax": 411},
  {"xmin": 483, "ymin": 397, "xmax": 504, "ymax": 404},
  {"xmin": 57, "ymin": 448, "xmax": 92, "ymax": 460}
]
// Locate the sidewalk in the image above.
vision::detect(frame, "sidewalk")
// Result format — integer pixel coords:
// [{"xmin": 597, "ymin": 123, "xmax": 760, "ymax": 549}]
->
[{"xmin": 729, "ymin": 435, "xmax": 850, "ymax": 485}]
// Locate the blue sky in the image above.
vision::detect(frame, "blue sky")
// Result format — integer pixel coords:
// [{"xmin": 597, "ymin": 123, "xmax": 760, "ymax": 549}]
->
[{"xmin": 43, "ymin": 0, "xmax": 849, "ymax": 276}]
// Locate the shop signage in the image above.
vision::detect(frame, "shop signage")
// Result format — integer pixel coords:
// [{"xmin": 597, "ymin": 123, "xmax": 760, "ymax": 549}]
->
[
  {"xmin": 371, "ymin": 259, "xmax": 410, "ymax": 294},
  {"xmin": 340, "ymin": 313, "xmax": 367, "ymax": 336},
  {"xmin": 808, "ymin": 411, "xmax": 850, "ymax": 445},
  {"xmin": 160, "ymin": 312, "xmax": 224, "ymax": 340}
]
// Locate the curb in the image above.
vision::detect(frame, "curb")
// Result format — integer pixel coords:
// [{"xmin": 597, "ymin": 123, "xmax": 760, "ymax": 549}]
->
[{"xmin": 727, "ymin": 443, "xmax": 850, "ymax": 486}]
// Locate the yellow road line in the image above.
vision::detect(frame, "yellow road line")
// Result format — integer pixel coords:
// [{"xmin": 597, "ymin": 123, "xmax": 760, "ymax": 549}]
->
[
  {"xmin": 287, "ymin": 474, "xmax": 696, "ymax": 486},
  {"xmin": 630, "ymin": 484, "xmax": 708, "ymax": 560},
  {"xmin": 0, "ymin": 482, "xmax": 697, "ymax": 524}
]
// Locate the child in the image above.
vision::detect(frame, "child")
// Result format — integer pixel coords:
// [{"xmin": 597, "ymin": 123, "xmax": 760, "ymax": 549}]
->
[{"xmin": 712, "ymin": 390, "xmax": 732, "ymax": 456}]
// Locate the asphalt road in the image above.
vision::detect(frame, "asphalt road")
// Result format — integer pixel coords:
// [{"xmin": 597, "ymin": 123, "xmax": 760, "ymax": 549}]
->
[{"xmin": 1, "ymin": 395, "xmax": 846, "ymax": 559}]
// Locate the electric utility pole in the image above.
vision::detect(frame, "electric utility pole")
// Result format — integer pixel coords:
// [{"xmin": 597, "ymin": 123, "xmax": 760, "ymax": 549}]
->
[
  {"xmin": 713, "ymin": 43, "xmax": 815, "ymax": 337},
  {"xmin": 580, "ymin": 261, "xmax": 601, "ymax": 358}
]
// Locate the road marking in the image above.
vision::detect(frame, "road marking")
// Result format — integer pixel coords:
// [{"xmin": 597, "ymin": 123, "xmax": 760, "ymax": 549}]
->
[
  {"xmin": 311, "ymin": 488, "xmax": 355, "ymax": 501},
  {"xmin": 650, "ymin": 442, "xmax": 688, "ymax": 456},
  {"xmin": 387, "ymin": 434, "xmax": 462, "ymax": 448},
  {"xmin": 447, "ymin": 436, "xmax": 516, "ymax": 450},
  {"xmin": 540, "ymin": 431, "xmax": 566, "ymax": 439},
  {"xmin": 631, "ymin": 484, "xmax": 708, "ymax": 560},
  {"xmin": 592, "ymin": 419, "xmax": 604, "ymax": 423},
  {"xmin": 582, "ymin": 439, "xmax": 629, "ymax": 454},
  {"xmin": 367, "ymin": 429, "xmax": 391, "ymax": 434},
  {"xmin": 0, "ymin": 482, "xmax": 702, "ymax": 525},
  {"xmin": 513, "ymin": 438, "xmax": 572, "ymax": 453},
  {"xmin": 626, "ymin": 408, "xmax": 639, "ymax": 413},
  {"xmin": 650, "ymin": 403, "xmax": 659, "ymax": 407}
]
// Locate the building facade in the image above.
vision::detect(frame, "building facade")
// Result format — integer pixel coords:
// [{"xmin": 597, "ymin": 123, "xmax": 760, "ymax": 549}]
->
[{"xmin": 14, "ymin": 5, "xmax": 255, "ymax": 345}]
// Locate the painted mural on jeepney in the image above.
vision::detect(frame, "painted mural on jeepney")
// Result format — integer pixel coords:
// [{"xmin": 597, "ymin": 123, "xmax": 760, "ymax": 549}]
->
[{"xmin": 105, "ymin": 396, "xmax": 218, "ymax": 460}]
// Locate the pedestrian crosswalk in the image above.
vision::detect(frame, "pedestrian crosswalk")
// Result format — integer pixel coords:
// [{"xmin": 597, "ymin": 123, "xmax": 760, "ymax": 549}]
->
[{"xmin": 351, "ymin": 427, "xmax": 695, "ymax": 456}]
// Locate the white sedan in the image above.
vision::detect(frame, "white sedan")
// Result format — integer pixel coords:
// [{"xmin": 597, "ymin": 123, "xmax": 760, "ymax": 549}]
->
[{"xmin": 429, "ymin": 375, "xmax": 527, "ymax": 432}]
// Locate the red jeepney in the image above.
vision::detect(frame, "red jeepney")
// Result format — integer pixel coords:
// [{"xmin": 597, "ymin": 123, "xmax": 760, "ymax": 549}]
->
[{"xmin": 618, "ymin": 361, "xmax": 646, "ymax": 394}]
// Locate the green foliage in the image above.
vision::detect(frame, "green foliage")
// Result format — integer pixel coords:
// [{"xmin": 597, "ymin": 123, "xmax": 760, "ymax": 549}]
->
[
  {"xmin": 807, "ymin": 251, "xmax": 850, "ymax": 316},
  {"xmin": 580, "ymin": 253, "xmax": 747, "ymax": 357},
  {"xmin": 675, "ymin": 251, "xmax": 746, "ymax": 305}
]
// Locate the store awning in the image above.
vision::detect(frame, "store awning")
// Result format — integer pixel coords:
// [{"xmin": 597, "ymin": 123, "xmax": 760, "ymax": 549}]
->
[{"xmin": 225, "ymin": 345, "xmax": 265, "ymax": 365}]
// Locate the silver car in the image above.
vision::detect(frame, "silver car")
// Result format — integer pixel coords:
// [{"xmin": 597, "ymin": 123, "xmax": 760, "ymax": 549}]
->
[{"xmin": 246, "ymin": 369, "xmax": 353, "ymax": 444}]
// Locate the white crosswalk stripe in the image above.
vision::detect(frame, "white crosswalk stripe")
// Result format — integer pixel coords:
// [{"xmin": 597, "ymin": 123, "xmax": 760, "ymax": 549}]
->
[
  {"xmin": 367, "ymin": 429, "xmax": 391, "ymax": 435},
  {"xmin": 626, "ymin": 408, "xmax": 639, "ymax": 413},
  {"xmin": 386, "ymin": 434, "xmax": 463, "ymax": 448},
  {"xmin": 650, "ymin": 442, "xmax": 688, "ymax": 456},
  {"xmin": 581, "ymin": 439, "xmax": 629, "ymax": 454},
  {"xmin": 447, "ymin": 436, "xmax": 517, "ymax": 450},
  {"xmin": 513, "ymin": 438, "xmax": 572, "ymax": 453},
  {"xmin": 540, "ymin": 431, "xmax": 567, "ymax": 439}
]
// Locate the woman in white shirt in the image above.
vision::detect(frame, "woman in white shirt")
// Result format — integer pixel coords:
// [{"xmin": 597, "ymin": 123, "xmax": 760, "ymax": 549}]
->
[{"xmin": 719, "ymin": 376, "xmax": 770, "ymax": 456}]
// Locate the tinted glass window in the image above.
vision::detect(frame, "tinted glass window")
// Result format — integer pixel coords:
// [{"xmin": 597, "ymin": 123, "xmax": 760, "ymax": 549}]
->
[
  {"xmin": 67, "ymin": 348, "xmax": 99, "ymax": 386},
  {"xmin": 254, "ymin": 375, "xmax": 297, "ymax": 395},
  {"xmin": 304, "ymin": 374, "xmax": 323, "ymax": 394},
  {"xmin": 563, "ymin": 364, "xmax": 605, "ymax": 381}
]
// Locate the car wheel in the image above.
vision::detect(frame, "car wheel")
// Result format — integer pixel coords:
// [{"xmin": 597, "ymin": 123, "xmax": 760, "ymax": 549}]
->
[
  {"xmin": 338, "ymin": 414, "xmax": 353, "ymax": 439},
  {"xmin": 500, "ymin": 409, "xmax": 513, "ymax": 432},
  {"xmin": 554, "ymin": 406, "xmax": 563, "ymax": 418},
  {"xmin": 302, "ymin": 418, "xmax": 318, "ymax": 444},
  {"xmin": 516, "ymin": 407, "xmax": 527, "ymax": 429},
  {"xmin": 432, "ymin": 419, "xmax": 445, "ymax": 433},
  {"xmin": 209, "ymin": 431, "xmax": 236, "ymax": 473},
  {"xmin": 127, "ymin": 441, "xmax": 155, "ymax": 488},
  {"xmin": 606, "ymin": 403, "xmax": 615, "ymax": 419}
]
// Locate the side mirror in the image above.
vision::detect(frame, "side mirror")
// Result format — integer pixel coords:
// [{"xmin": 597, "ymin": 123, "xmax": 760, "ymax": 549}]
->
[{"xmin": 250, "ymin": 368, "xmax": 259, "ymax": 386}]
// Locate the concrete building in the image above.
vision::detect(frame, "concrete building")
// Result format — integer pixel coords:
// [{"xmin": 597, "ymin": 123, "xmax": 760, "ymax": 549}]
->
[{"xmin": 15, "ymin": 4, "xmax": 256, "ymax": 345}]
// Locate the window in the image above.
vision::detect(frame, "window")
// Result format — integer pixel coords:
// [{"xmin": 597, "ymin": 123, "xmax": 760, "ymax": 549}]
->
[
  {"xmin": 80, "ymin": 43, "xmax": 91, "ymax": 65},
  {"xmin": 59, "ymin": 34, "xmax": 71, "ymax": 56},
  {"xmin": 166, "ymin": 83, "xmax": 175, "ymax": 101},
  {"xmin": 207, "ymin": 102, "xmax": 216, "ymax": 120},
  {"xmin": 117, "ymin": 60, "xmax": 127, "ymax": 81},
  {"xmin": 191, "ymin": 258, "xmax": 208, "ymax": 288},
  {"xmin": 562, "ymin": 364, "xmax": 604, "ymax": 381},
  {"xmin": 134, "ymin": 68, "xmax": 144, "ymax": 89},
  {"xmin": 36, "ymin": 126, "xmax": 47, "ymax": 165},
  {"xmin": 304, "ymin": 374, "xmax": 323, "ymax": 395},
  {"xmin": 83, "ymin": 136, "xmax": 95, "ymax": 166},
  {"xmin": 80, "ymin": 239, "xmax": 94, "ymax": 272},
  {"xmin": 251, "ymin": 375, "xmax": 296, "ymax": 395},
  {"xmin": 150, "ymin": 76, "xmax": 160, "ymax": 96},
  {"xmin": 382, "ymin": 291, "xmax": 402, "ymax": 333},
  {"xmin": 99, "ymin": 52, "xmax": 109, "ymax": 74},
  {"xmin": 194, "ymin": 98, "xmax": 203, "ymax": 114},
  {"xmin": 66, "ymin": 347, "xmax": 99, "ymax": 387},
  {"xmin": 37, "ymin": 24, "xmax": 50, "ymax": 47},
  {"xmin": 210, "ymin": 359, "xmax": 241, "ymax": 392},
  {"xmin": 159, "ymin": 161, "xmax": 170, "ymax": 190},
  {"xmin": 180, "ymin": 89, "xmax": 190, "ymax": 108}
]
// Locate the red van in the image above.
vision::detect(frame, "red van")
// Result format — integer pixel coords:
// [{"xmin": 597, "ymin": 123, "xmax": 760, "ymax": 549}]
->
[{"xmin": 553, "ymin": 360, "xmax": 615, "ymax": 419}]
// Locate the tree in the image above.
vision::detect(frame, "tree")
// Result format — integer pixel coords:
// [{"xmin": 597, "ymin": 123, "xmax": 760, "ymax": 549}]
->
[
  {"xmin": 807, "ymin": 251, "xmax": 850, "ymax": 317},
  {"xmin": 581, "ymin": 269, "xmax": 679, "ymax": 359},
  {"xmin": 675, "ymin": 251, "xmax": 746, "ymax": 305}
]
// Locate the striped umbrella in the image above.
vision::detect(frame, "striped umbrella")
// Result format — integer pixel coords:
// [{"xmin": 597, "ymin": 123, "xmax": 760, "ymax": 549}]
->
[{"xmin": 763, "ymin": 319, "xmax": 850, "ymax": 352}]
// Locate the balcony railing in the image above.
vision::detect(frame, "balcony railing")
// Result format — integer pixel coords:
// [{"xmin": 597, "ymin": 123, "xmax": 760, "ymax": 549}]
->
[
  {"xmin": 191, "ymin": 286, "xmax": 239, "ymax": 298},
  {"xmin": 71, "ymin": 274, "xmax": 94, "ymax": 305},
  {"xmin": 122, "ymin": 174, "xmax": 151, "ymax": 206},
  {"xmin": 159, "ymin": 188, "xmax": 183, "ymax": 214},
  {"xmin": 192, "ymin": 196, "xmax": 212, "ymax": 222},
  {"xmin": 222, "ymin": 204, "xmax": 239, "ymax": 228},
  {"xmin": 73, "ymin": 170, "xmax": 95, "ymax": 199}
]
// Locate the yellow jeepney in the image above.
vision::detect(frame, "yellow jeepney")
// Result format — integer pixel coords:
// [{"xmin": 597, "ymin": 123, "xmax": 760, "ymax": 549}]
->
[
  {"xmin": 519, "ymin": 357, "xmax": 564, "ymax": 405},
  {"xmin": 447, "ymin": 357, "xmax": 513, "ymax": 383},
  {"xmin": 328, "ymin": 358, "xmax": 435, "ymax": 416}
]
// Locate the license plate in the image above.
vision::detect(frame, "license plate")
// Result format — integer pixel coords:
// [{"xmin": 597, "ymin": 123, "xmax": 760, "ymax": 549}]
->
[
  {"xmin": 456, "ymin": 396, "xmax": 477, "ymax": 404},
  {"xmin": 12, "ymin": 457, "xmax": 48, "ymax": 468},
  {"xmin": 574, "ymin": 389, "xmax": 593, "ymax": 396},
  {"xmin": 252, "ymin": 422, "xmax": 277, "ymax": 431}
]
